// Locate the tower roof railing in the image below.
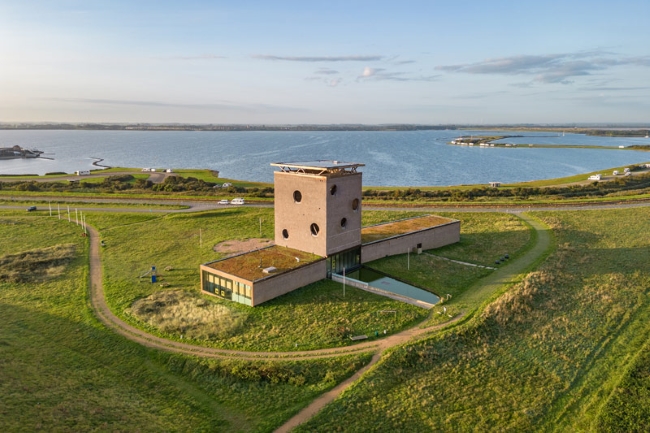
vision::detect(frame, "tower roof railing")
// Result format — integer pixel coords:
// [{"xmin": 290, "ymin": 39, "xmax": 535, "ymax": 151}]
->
[{"xmin": 271, "ymin": 160, "xmax": 365, "ymax": 175}]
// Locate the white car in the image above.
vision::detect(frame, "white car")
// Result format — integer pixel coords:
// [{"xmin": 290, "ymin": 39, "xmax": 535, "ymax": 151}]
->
[
  {"xmin": 217, "ymin": 199, "xmax": 229, "ymax": 205},
  {"xmin": 231, "ymin": 198, "xmax": 245, "ymax": 205}
]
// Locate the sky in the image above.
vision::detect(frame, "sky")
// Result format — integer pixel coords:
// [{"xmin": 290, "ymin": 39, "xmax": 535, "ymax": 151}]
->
[{"xmin": 1, "ymin": 0, "xmax": 649, "ymax": 124}]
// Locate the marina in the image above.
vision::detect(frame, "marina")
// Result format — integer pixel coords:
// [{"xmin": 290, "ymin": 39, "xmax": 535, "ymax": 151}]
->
[{"xmin": 0, "ymin": 145, "xmax": 43, "ymax": 159}]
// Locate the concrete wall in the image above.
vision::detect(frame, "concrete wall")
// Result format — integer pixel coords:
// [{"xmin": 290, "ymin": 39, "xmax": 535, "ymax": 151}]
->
[
  {"xmin": 361, "ymin": 220, "xmax": 460, "ymax": 264},
  {"xmin": 251, "ymin": 259, "xmax": 327, "ymax": 306},
  {"xmin": 331, "ymin": 274, "xmax": 434, "ymax": 309},
  {"xmin": 274, "ymin": 171, "xmax": 362, "ymax": 257}
]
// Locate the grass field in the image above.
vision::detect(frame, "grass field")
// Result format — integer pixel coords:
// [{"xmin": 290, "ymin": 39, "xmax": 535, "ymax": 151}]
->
[
  {"xmin": 3, "ymin": 204, "xmax": 648, "ymax": 431},
  {"xmin": 92, "ymin": 208, "xmax": 429, "ymax": 351},
  {"xmin": 0, "ymin": 213, "xmax": 373, "ymax": 432},
  {"xmin": 296, "ymin": 207, "xmax": 650, "ymax": 431},
  {"xmin": 92, "ymin": 209, "xmax": 536, "ymax": 350}
]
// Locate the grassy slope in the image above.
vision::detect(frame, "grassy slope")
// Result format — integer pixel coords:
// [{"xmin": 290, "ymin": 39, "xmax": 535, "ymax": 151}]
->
[
  {"xmin": 296, "ymin": 207, "xmax": 650, "ymax": 432},
  {"xmin": 0, "ymin": 214, "xmax": 373, "ymax": 432}
]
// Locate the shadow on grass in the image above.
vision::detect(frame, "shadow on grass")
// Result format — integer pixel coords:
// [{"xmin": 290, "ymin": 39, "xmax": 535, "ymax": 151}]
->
[{"xmin": 0, "ymin": 302, "xmax": 230, "ymax": 432}]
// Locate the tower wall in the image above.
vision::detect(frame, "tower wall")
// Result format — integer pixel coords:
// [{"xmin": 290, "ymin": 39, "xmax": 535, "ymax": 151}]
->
[{"xmin": 274, "ymin": 171, "xmax": 362, "ymax": 257}]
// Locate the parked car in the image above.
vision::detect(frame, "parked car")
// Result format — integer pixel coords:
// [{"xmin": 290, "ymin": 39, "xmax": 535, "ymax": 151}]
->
[
  {"xmin": 231, "ymin": 198, "xmax": 245, "ymax": 205},
  {"xmin": 217, "ymin": 199, "xmax": 229, "ymax": 205},
  {"xmin": 26, "ymin": 206, "xmax": 37, "ymax": 212}
]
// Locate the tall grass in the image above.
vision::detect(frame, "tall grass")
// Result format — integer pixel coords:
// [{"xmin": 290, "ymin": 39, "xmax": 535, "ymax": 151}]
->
[{"xmin": 296, "ymin": 207, "xmax": 650, "ymax": 431}]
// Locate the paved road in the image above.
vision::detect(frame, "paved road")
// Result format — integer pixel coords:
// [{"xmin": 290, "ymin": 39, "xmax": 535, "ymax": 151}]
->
[{"xmin": 3, "ymin": 195, "xmax": 650, "ymax": 215}]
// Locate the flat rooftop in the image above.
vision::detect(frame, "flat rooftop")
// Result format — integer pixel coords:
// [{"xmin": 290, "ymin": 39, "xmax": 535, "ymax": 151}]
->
[
  {"xmin": 205, "ymin": 245, "xmax": 323, "ymax": 282},
  {"xmin": 361, "ymin": 215, "xmax": 455, "ymax": 244},
  {"xmin": 271, "ymin": 160, "xmax": 364, "ymax": 175}
]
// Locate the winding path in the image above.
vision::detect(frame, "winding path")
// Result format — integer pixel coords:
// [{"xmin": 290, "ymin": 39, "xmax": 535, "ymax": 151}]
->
[{"xmin": 83, "ymin": 208, "xmax": 555, "ymax": 431}]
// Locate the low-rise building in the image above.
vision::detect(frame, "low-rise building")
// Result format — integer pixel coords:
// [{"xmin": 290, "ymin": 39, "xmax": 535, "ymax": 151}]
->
[{"xmin": 200, "ymin": 160, "xmax": 461, "ymax": 306}]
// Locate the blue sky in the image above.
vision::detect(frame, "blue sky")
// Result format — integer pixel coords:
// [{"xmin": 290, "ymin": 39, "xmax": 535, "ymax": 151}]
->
[{"xmin": 1, "ymin": 0, "xmax": 649, "ymax": 124}]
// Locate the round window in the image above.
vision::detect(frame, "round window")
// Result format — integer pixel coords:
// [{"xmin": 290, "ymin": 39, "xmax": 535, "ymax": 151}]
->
[
  {"xmin": 352, "ymin": 198, "xmax": 360, "ymax": 211},
  {"xmin": 293, "ymin": 190, "xmax": 302, "ymax": 203},
  {"xmin": 310, "ymin": 223, "xmax": 320, "ymax": 237},
  {"xmin": 341, "ymin": 218, "xmax": 347, "ymax": 228},
  {"xmin": 282, "ymin": 229, "xmax": 289, "ymax": 239},
  {"xmin": 330, "ymin": 185, "xmax": 337, "ymax": 196}
]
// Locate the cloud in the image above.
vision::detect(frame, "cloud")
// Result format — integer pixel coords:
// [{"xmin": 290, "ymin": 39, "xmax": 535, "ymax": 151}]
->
[
  {"xmin": 314, "ymin": 68, "xmax": 339, "ymax": 75},
  {"xmin": 357, "ymin": 66, "xmax": 439, "ymax": 82},
  {"xmin": 436, "ymin": 51, "xmax": 650, "ymax": 84},
  {"xmin": 41, "ymin": 98, "xmax": 300, "ymax": 113},
  {"xmin": 167, "ymin": 54, "xmax": 226, "ymax": 60},
  {"xmin": 360, "ymin": 67, "xmax": 382, "ymax": 78},
  {"xmin": 578, "ymin": 86, "xmax": 650, "ymax": 92},
  {"xmin": 252, "ymin": 54, "xmax": 383, "ymax": 62},
  {"xmin": 304, "ymin": 76, "xmax": 343, "ymax": 87}
]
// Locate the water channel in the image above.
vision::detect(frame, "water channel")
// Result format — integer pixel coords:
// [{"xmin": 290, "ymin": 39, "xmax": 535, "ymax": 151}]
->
[{"xmin": 341, "ymin": 267, "xmax": 439, "ymax": 307}]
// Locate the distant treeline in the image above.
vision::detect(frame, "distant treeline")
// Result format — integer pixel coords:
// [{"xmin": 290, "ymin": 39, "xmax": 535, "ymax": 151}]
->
[
  {"xmin": 0, "ymin": 123, "xmax": 456, "ymax": 132},
  {"xmin": 4, "ymin": 170, "xmax": 650, "ymax": 202},
  {"xmin": 586, "ymin": 130, "xmax": 650, "ymax": 137},
  {"xmin": 0, "ymin": 174, "xmax": 274, "ymax": 197},
  {"xmin": 363, "ymin": 170, "xmax": 650, "ymax": 202}
]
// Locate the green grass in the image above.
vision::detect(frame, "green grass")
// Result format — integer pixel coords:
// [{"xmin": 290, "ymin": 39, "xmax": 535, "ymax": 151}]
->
[
  {"xmin": 432, "ymin": 212, "xmax": 532, "ymax": 266},
  {"xmin": 596, "ymin": 341, "xmax": 650, "ymax": 432},
  {"xmin": 0, "ymin": 199, "xmax": 186, "ymax": 210},
  {"xmin": 296, "ymin": 207, "xmax": 650, "ymax": 431},
  {"xmin": 0, "ymin": 212, "xmax": 373, "ymax": 432},
  {"xmin": 93, "ymin": 208, "xmax": 428, "ymax": 351},
  {"xmin": 173, "ymin": 169, "xmax": 272, "ymax": 188}
]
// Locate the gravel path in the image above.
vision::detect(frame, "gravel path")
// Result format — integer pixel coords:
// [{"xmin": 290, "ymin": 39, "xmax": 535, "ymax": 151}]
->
[{"xmin": 87, "ymin": 224, "xmax": 463, "ymax": 361}]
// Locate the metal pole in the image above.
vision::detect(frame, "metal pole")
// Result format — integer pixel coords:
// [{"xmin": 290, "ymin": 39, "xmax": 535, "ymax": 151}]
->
[
  {"xmin": 259, "ymin": 218, "xmax": 262, "ymax": 236},
  {"xmin": 67, "ymin": 206, "xmax": 70, "ymax": 223},
  {"xmin": 49, "ymin": 201, "xmax": 52, "ymax": 217},
  {"xmin": 343, "ymin": 267, "xmax": 346, "ymax": 298},
  {"xmin": 199, "ymin": 228, "xmax": 202, "ymax": 247},
  {"xmin": 407, "ymin": 247, "xmax": 410, "ymax": 270},
  {"xmin": 57, "ymin": 204, "xmax": 60, "ymax": 220},
  {"xmin": 75, "ymin": 209, "xmax": 78, "ymax": 225}
]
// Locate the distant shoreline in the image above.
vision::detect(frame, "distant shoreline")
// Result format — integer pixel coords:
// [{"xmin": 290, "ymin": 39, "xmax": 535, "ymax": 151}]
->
[
  {"xmin": 0, "ymin": 124, "xmax": 454, "ymax": 132},
  {"xmin": 1, "ymin": 123, "xmax": 649, "ymax": 135}
]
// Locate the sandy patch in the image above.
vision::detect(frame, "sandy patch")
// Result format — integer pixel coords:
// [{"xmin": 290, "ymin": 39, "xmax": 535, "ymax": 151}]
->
[{"xmin": 213, "ymin": 238, "xmax": 274, "ymax": 255}]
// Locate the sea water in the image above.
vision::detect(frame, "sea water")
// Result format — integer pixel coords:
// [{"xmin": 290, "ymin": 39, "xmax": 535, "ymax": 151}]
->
[{"xmin": 0, "ymin": 129, "xmax": 648, "ymax": 186}]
